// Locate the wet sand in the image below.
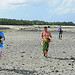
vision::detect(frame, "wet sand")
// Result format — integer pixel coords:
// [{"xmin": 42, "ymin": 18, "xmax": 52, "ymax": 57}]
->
[{"xmin": 0, "ymin": 28, "xmax": 75, "ymax": 75}]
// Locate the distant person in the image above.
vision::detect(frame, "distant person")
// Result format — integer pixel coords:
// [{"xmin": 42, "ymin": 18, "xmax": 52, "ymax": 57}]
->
[
  {"xmin": 41, "ymin": 27, "xmax": 52, "ymax": 57},
  {"xmin": 58, "ymin": 26, "xmax": 63, "ymax": 39},
  {"xmin": 0, "ymin": 31, "xmax": 5, "ymax": 60}
]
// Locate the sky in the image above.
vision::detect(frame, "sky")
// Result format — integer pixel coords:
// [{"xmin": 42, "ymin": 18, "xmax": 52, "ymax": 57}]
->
[{"xmin": 0, "ymin": 0, "xmax": 75, "ymax": 22}]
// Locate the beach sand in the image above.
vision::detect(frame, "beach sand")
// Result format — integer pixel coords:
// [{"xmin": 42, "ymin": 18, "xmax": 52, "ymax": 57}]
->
[{"xmin": 0, "ymin": 27, "xmax": 75, "ymax": 75}]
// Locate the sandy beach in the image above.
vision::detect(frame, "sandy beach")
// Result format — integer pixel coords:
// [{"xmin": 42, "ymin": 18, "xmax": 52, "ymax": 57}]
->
[{"xmin": 0, "ymin": 25, "xmax": 75, "ymax": 75}]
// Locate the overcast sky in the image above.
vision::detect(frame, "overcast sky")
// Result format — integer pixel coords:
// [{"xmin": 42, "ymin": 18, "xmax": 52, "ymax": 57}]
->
[{"xmin": 0, "ymin": 0, "xmax": 75, "ymax": 22}]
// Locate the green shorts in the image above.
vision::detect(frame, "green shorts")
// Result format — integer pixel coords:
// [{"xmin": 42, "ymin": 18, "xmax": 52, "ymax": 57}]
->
[{"xmin": 41, "ymin": 42, "xmax": 49, "ymax": 51}]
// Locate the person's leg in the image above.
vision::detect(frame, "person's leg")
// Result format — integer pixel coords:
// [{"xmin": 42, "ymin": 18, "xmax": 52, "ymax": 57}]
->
[
  {"xmin": 42, "ymin": 45, "xmax": 45, "ymax": 56},
  {"xmin": 61, "ymin": 34, "xmax": 62, "ymax": 39},
  {"xmin": 0, "ymin": 54, "xmax": 1, "ymax": 60},
  {"xmin": 43, "ymin": 50, "xmax": 45, "ymax": 56},
  {"xmin": 45, "ymin": 51, "xmax": 48, "ymax": 57},
  {"xmin": 45, "ymin": 44, "xmax": 49, "ymax": 57},
  {"xmin": 42, "ymin": 42, "xmax": 46, "ymax": 56},
  {"xmin": 0, "ymin": 55, "xmax": 1, "ymax": 60},
  {"xmin": 60, "ymin": 34, "xmax": 62, "ymax": 39},
  {"xmin": 59, "ymin": 33, "xmax": 60, "ymax": 39},
  {"xmin": 0, "ymin": 47, "xmax": 2, "ymax": 60}
]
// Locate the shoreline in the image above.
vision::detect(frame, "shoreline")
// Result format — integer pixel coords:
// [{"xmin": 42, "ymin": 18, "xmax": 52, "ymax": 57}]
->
[{"xmin": 0, "ymin": 25, "xmax": 75, "ymax": 32}]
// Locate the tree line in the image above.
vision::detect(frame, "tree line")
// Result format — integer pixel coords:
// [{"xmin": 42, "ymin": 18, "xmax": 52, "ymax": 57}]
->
[{"xmin": 0, "ymin": 18, "xmax": 75, "ymax": 26}]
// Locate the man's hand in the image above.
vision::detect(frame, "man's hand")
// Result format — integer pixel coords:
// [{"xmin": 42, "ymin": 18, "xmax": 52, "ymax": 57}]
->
[{"xmin": 1, "ymin": 38, "xmax": 5, "ymax": 41}]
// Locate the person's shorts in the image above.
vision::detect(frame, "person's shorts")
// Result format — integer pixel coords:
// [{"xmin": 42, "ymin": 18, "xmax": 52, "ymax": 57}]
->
[
  {"xmin": 59, "ymin": 33, "xmax": 62, "ymax": 36},
  {"xmin": 41, "ymin": 42, "xmax": 49, "ymax": 51},
  {"xmin": 0, "ymin": 47, "xmax": 3, "ymax": 56}
]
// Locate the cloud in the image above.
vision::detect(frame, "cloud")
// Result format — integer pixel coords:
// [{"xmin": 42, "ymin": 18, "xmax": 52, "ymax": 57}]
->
[
  {"xmin": 0, "ymin": 0, "xmax": 27, "ymax": 10},
  {"xmin": 47, "ymin": 0, "xmax": 75, "ymax": 15},
  {"xmin": 0, "ymin": 0, "xmax": 75, "ymax": 15},
  {"xmin": 0, "ymin": 0, "xmax": 46, "ymax": 10}
]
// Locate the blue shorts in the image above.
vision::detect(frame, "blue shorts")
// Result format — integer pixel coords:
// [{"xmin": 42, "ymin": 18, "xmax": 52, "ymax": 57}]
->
[{"xmin": 59, "ymin": 33, "xmax": 62, "ymax": 36}]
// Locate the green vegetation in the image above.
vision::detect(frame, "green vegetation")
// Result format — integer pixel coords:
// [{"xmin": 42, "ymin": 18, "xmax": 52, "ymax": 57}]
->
[{"xmin": 0, "ymin": 18, "xmax": 75, "ymax": 26}]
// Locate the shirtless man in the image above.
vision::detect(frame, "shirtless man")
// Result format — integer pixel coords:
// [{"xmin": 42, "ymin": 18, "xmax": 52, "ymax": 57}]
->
[{"xmin": 41, "ymin": 27, "xmax": 52, "ymax": 57}]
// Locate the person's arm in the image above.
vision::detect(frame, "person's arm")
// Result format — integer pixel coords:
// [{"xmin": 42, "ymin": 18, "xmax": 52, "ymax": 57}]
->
[
  {"xmin": 49, "ymin": 32, "xmax": 52, "ymax": 38},
  {"xmin": 4, "ymin": 38, "xmax": 5, "ymax": 41},
  {"xmin": 58, "ymin": 28, "xmax": 60, "ymax": 32},
  {"xmin": 41, "ymin": 32, "xmax": 44, "ymax": 40},
  {"xmin": 1, "ymin": 38, "xmax": 5, "ymax": 41},
  {"xmin": 2, "ymin": 32, "xmax": 5, "ymax": 41}
]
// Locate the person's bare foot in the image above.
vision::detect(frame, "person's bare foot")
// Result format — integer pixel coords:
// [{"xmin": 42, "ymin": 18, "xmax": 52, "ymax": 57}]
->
[{"xmin": 45, "ymin": 56, "xmax": 47, "ymax": 58}]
